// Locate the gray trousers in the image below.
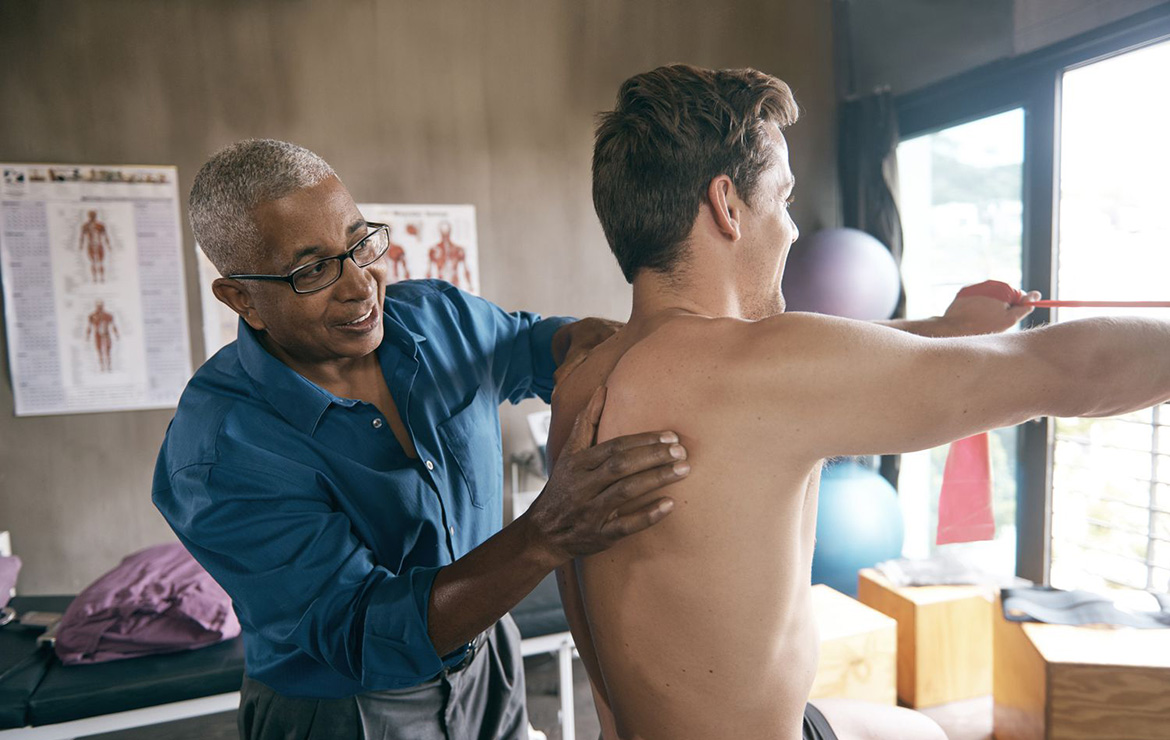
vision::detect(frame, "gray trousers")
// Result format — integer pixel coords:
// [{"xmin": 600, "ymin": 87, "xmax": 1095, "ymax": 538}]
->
[{"xmin": 238, "ymin": 615, "xmax": 528, "ymax": 740}]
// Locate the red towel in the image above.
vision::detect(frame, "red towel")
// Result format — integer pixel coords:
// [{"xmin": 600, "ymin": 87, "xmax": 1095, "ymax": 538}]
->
[{"xmin": 937, "ymin": 432, "xmax": 996, "ymax": 545}]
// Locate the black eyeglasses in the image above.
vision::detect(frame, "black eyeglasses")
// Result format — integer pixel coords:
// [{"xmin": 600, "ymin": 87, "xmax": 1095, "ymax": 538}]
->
[{"xmin": 228, "ymin": 222, "xmax": 391, "ymax": 294}]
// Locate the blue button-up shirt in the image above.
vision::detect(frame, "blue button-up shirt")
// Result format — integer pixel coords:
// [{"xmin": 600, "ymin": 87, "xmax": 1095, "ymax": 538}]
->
[{"xmin": 152, "ymin": 280, "xmax": 572, "ymax": 699}]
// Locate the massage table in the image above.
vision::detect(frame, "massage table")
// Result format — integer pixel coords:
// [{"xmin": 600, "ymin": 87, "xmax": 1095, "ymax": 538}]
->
[{"xmin": 0, "ymin": 578, "xmax": 578, "ymax": 740}]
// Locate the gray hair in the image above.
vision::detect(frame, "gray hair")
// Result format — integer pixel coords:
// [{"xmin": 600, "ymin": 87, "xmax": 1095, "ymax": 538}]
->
[{"xmin": 189, "ymin": 139, "xmax": 336, "ymax": 275}]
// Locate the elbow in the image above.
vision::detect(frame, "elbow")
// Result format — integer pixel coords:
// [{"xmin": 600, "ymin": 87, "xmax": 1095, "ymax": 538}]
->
[{"xmin": 1048, "ymin": 338, "xmax": 1142, "ymax": 419}]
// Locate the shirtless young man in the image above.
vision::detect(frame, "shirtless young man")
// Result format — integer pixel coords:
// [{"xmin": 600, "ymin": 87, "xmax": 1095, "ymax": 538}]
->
[{"xmin": 547, "ymin": 64, "xmax": 1170, "ymax": 740}]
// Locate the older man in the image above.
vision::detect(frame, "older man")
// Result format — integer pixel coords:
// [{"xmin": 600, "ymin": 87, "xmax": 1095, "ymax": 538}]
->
[{"xmin": 153, "ymin": 140, "xmax": 689, "ymax": 739}]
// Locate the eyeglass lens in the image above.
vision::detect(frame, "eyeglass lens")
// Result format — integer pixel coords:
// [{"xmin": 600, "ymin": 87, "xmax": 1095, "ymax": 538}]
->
[{"xmin": 292, "ymin": 227, "xmax": 389, "ymax": 292}]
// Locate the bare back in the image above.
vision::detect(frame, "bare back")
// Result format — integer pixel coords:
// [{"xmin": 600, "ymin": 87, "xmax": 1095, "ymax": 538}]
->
[{"xmin": 548, "ymin": 315, "xmax": 825, "ymax": 740}]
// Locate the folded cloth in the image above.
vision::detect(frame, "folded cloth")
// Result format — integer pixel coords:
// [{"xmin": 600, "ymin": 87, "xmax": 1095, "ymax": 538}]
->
[
  {"xmin": 0, "ymin": 556, "xmax": 20, "ymax": 610},
  {"xmin": 875, "ymin": 553, "xmax": 1027, "ymax": 589},
  {"xmin": 55, "ymin": 543, "xmax": 240, "ymax": 665},
  {"xmin": 1001, "ymin": 586, "xmax": 1170, "ymax": 629}
]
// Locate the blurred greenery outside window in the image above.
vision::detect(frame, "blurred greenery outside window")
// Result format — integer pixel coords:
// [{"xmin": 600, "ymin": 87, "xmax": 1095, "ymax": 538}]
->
[{"xmin": 895, "ymin": 39, "xmax": 1170, "ymax": 598}]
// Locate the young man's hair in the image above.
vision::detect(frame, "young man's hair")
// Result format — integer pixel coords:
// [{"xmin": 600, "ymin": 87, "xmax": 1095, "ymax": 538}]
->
[
  {"xmin": 592, "ymin": 64, "xmax": 799, "ymax": 283},
  {"xmin": 189, "ymin": 139, "xmax": 336, "ymax": 276}
]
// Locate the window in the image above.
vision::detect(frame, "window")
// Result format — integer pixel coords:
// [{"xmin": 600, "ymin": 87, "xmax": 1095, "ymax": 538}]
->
[
  {"xmin": 897, "ymin": 110, "xmax": 1024, "ymax": 579},
  {"xmin": 1049, "ymin": 38, "xmax": 1170, "ymax": 596},
  {"xmin": 893, "ymin": 7, "xmax": 1170, "ymax": 586}
]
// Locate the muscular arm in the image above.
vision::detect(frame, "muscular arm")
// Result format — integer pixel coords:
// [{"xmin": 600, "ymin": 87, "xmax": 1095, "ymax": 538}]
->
[
  {"xmin": 741, "ymin": 313, "xmax": 1170, "ymax": 461},
  {"xmin": 426, "ymin": 511, "xmax": 563, "ymax": 654}
]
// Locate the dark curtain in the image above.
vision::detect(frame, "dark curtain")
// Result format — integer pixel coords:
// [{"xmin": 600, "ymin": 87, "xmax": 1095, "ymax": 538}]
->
[{"xmin": 838, "ymin": 88, "xmax": 905, "ymax": 488}]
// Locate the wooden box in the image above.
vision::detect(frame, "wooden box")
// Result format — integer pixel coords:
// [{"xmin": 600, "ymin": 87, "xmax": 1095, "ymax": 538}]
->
[
  {"xmin": 993, "ymin": 596, "xmax": 1170, "ymax": 740},
  {"xmin": 809, "ymin": 583, "xmax": 897, "ymax": 704},
  {"xmin": 856, "ymin": 568, "xmax": 993, "ymax": 708}
]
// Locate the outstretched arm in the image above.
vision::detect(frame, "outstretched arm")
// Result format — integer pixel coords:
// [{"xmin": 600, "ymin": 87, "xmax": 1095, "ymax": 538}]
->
[{"xmin": 732, "ymin": 312, "xmax": 1170, "ymax": 461}]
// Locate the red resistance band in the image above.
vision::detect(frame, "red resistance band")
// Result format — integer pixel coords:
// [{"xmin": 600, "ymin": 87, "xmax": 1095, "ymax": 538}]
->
[{"xmin": 957, "ymin": 280, "xmax": 1170, "ymax": 308}]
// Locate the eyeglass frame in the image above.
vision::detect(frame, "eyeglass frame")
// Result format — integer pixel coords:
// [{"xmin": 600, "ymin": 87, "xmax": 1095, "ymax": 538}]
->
[{"xmin": 227, "ymin": 222, "xmax": 391, "ymax": 295}]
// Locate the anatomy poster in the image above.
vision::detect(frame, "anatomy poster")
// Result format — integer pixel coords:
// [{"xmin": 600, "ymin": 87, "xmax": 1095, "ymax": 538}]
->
[
  {"xmin": 197, "ymin": 204, "xmax": 479, "ymax": 359},
  {"xmin": 0, "ymin": 164, "xmax": 191, "ymax": 416},
  {"xmin": 357, "ymin": 204, "xmax": 479, "ymax": 294}
]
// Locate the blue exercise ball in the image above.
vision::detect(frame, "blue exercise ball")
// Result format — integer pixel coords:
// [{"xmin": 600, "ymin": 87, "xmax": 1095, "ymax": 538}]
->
[
  {"xmin": 811, "ymin": 460, "xmax": 904, "ymax": 596},
  {"xmin": 782, "ymin": 228, "xmax": 901, "ymax": 321}
]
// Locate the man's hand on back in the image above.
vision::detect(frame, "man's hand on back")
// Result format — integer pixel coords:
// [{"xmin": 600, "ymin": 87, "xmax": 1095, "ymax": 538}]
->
[
  {"xmin": 522, "ymin": 387, "xmax": 688, "ymax": 566},
  {"xmin": 552, "ymin": 318, "xmax": 624, "ymax": 386}
]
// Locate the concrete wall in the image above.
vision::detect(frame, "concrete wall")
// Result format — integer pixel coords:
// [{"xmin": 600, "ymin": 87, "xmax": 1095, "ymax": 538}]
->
[
  {"xmin": 841, "ymin": 0, "xmax": 1167, "ymax": 97},
  {"xmin": 0, "ymin": 0, "xmax": 839, "ymax": 593}
]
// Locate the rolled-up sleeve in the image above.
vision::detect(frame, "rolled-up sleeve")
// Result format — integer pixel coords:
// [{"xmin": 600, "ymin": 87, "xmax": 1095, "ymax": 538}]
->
[
  {"xmin": 436, "ymin": 283, "xmax": 574, "ymax": 405},
  {"xmin": 158, "ymin": 461, "xmax": 445, "ymax": 689}
]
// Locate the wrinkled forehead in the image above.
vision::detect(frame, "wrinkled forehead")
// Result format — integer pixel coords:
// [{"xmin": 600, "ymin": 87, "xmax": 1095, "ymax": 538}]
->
[{"xmin": 252, "ymin": 176, "xmax": 365, "ymax": 268}]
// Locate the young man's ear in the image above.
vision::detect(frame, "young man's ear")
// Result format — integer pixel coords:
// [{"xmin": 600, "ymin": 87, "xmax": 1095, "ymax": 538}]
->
[
  {"xmin": 706, "ymin": 175, "xmax": 742, "ymax": 242},
  {"xmin": 212, "ymin": 278, "xmax": 266, "ymax": 331}
]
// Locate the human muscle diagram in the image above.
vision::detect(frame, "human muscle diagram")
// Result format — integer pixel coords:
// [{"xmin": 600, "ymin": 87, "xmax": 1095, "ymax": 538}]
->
[
  {"xmin": 387, "ymin": 226, "xmax": 411, "ymax": 281},
  {"xmin": 0, "ymin": 163, "xmax": 191, "ymax": 415},
  {"xmin": 79, "ymin": 210, "xmax": 112, "ymax": 282},
  {"xmin": 425, "ymin": 221, "xmax": 474, "ymax": 292},
  {"xmin": 86, "ymin": 300, "xmax": 119, "ymax": 372}
]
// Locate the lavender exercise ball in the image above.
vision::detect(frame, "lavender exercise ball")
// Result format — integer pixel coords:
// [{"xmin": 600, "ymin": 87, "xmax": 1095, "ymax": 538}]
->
[{"xmin": 781, "ymin": 228, "xmax": 901, "ymax": 320}]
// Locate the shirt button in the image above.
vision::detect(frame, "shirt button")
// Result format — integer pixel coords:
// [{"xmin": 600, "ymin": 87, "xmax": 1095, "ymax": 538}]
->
[
  {"xmin": 448, "ymin": 525, "xmax": 455, "ymax": 536},
  {"xmin": 372, "ymin": 418, "xmax": 384, "ymax": 429},
  {"xmin": 425, "ymin": 460, "xmax": 434, "ymax": 471}
]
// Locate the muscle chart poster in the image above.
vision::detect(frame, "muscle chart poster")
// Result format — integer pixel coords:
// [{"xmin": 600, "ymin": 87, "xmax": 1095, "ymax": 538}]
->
[
  {"xmin": 357, "ymin": 203, "xmax": 479, "ymax": 294},
  {"xmin": 197, "ymin": 204, "xmax": 479, "ymax": 359},
  {"xmin": 0, "ymin": 164, "xmax": 192, "ymax": 416}
]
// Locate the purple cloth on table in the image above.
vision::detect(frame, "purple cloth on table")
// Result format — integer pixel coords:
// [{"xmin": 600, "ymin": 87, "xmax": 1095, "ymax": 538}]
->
[
  {"xmin": 0, "ymin": 556, "xmax": 21, "ymax": 609},
  {"xmin": 55, "ymin": 542, "xmax": 240, "ymax": 665}
]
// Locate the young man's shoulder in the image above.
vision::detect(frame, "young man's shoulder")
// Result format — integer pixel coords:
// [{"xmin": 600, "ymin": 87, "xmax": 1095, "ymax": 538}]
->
[{"xmin": 608, "ymin": 313, "xmax": 811, "ymax": 384}]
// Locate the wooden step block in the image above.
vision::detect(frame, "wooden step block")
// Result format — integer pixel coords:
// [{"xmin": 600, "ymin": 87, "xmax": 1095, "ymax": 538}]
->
[
  {"xmin": 856, "ymin": 568, "xmax": 992, "ymax": 708},
  {"xmin": 809, "ymin": 583, "xmax": 897, "ymax": 705},
  {"xmin": 993, "ymin": 595, "xmax": 1170, "ymax": 740}
]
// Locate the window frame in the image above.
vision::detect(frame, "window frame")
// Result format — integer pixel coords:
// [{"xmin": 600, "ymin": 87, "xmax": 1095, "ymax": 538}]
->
[{"xmin": 892, "ymin": 6, "xmax": 1170, "ymax": 584}]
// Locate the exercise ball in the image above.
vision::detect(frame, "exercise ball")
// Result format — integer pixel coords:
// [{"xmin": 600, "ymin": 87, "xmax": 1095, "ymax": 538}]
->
[
  {"xmin": 782, "ymin": 228, "xmax": 901, "ymax": 320},
  {"xmin": 811, "ymin": 460, "xmax": 904, "ymax": 596}
]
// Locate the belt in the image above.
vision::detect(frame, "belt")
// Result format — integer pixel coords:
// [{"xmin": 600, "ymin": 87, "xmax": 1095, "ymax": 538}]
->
[{"xmin": 441, "ymin": 629, "xmax": 489, "ymax": 677}]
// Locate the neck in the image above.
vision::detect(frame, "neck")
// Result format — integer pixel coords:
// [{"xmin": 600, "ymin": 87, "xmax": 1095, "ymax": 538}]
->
[
  {"xmin": 261, "ymin": 335, "xmax": 381, "ymax": 397},
  {"xmin": 630, "ymin": 269, "xmax": 753, "ymax": 324}
]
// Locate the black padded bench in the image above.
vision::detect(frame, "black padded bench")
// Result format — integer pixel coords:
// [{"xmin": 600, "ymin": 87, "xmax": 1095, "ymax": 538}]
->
[{"xmin": 0, "ymin": 577, "xmax": 575, "ymax": 739}]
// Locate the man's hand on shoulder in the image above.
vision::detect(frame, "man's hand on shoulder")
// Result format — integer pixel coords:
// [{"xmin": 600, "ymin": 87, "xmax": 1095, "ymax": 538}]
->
[
  {"xmin": 552, "ymin": 318, "xmax": 624, "ymax": 387},
  {"xmin": 521, "ymin": 387, "xmax": 688, "ymax": 567}
]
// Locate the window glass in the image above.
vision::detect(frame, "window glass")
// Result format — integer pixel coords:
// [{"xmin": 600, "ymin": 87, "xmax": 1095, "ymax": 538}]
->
[
  {"xmin": 897, "ymin": 109, "xmax": 1024, "ymax": 575},
  {"xmin": 1050, "ymin": 38, "xmax": 1170, "ymax": 596}
]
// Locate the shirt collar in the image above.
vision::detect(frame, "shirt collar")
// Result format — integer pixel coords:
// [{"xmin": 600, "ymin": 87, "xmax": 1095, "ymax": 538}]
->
[{"xmin": 235, "ymin": 299, "xmax": 427, "ymax": 434}]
